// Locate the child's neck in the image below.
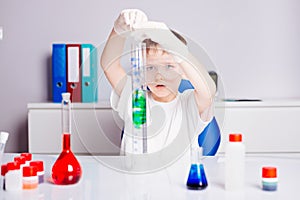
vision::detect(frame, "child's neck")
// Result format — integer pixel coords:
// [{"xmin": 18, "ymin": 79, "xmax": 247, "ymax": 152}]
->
[{"xmin": 151, "ymin": 93, "xmax": 177, "ymax": 103}]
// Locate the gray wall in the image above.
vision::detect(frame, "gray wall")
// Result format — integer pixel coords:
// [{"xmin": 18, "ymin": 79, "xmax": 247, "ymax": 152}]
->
[{"xmin": 1, "ymin": 0, "xmax": 300, "ymax": 152}]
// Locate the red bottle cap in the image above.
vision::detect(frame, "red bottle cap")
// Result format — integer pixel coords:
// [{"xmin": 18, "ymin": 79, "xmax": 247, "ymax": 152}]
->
[
  {"xmin": 14, "ymin": 156, "xmax": 26, "ymax": 165},
  {"xmin": 23, "ymin": 166, "xmax": 38, "ymax": 177},
  {"xmin": 6, "ymin": 162, "xmax": 20, "ymax": 171},
  {"xmin": 1, "ymin": 164, "xmax": 8, "ymax": 176},
  {"xmin": 229, "ymin": 133, "xmax": 242, "ymax": 142},
  {"xmin": 30, "ymin": 161, "xmax": 44, "ymax": 172},
  {"xmin": 20, "ymin": 153, "xmax": 32, "ymax": 161},
  {"xmin": 262, "ymin": 167, "xmax": 277, "ymax": 178}
]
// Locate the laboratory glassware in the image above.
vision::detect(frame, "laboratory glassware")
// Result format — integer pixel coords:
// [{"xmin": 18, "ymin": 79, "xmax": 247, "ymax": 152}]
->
[
  {"xmin": 51, "ymin": 93, "xmax": 82, "ymax": 185},
  {"xmin": 186, "ymin": 147, "xmax": 208, "ymax": 190},
  {"xmin": 131, "ymin": 42, "xmax": 147, "ymax": 154},
  {"xmin": 0, "ymin": 132, "xmax": 9, "ymax": 164}
]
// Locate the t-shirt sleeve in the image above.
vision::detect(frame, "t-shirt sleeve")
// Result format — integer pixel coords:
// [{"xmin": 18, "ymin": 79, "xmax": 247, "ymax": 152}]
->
[{"xmin": 110, "ymin": 76, "xmax": 131, "ymax": 120}]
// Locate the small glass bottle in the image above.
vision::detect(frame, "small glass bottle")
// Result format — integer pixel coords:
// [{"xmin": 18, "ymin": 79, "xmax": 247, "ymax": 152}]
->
[
  {"xmin": 225, "ymin": 133, "xmax": 245, "ymax": 191},
  {"xmin": 262, "ymin": 166, "xmax": 278, "ymax": 191},
  {"xmin": 23, "ymin": 166, "xmax": 38, "ymax": 190},
  {"xmin": 51, "ymin": 93, "xmax": 82, "ymax": 185},
  {"xmin": 30, "ymin": 161, "xmax": 44, "ymax": 184},
  {"xmin": 186, "ymin": 147, "xmax": 208, "ymax": 190},
  {"xmin": 1, "ymin": 164, "xmax": 7, "ymax": 190},
  {"xmin": 5, "ymin": 161, "xmax": 22, "ymax": 191}
]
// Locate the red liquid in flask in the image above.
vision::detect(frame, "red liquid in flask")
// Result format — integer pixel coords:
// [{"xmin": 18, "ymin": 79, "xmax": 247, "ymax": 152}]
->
[
  {"xmin": 52, "ymin": 133, "xmax": 82, "ymax": 185},
  {"xmin": 52, "ymin": 93, "xmax": 82, "ymax": 185}
]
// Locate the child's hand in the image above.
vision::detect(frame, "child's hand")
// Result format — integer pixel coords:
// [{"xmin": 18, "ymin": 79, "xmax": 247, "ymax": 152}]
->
[
  {"xmin": 114, "ymin": 9, "xmax": 148, "ymax": 35},
  {"xmin": 133, "ymin": 21, "xmax": 189, "ymax": 63}
]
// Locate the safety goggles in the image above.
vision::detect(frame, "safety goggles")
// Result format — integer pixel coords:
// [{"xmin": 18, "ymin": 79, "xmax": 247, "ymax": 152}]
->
[{"xmin": 145, "ymin": 65, "xmax": 181, "ymax": 82}]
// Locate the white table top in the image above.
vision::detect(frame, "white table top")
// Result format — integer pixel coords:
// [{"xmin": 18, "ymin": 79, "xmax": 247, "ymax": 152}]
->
[
  {"xmin": 27, "ymin": 99, "xmax": 300, "ymax": 110},
  {"xmin": 1, "ymin": 153, "xmax": 300, "ymax": 200}
]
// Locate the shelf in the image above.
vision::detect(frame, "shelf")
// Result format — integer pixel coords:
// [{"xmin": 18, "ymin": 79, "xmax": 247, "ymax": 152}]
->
[
  {"xmin": 27, "ymin": 99, "xmax": 300, "ymax": 154},
  {"xmin": 27, "ymin": 101, "xmax": 111, "ymax": 109}
]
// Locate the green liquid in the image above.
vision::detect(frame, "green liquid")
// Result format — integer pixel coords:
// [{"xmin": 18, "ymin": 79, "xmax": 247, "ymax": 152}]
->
[{"xmin": 132, "ymin": 89, "xmax": 146, "ymax": 128}]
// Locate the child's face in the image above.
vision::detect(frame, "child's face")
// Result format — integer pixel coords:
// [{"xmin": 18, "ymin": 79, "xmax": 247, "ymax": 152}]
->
[{"xmin": 145, "ymin": 48, "xmax": 182, "ymax": 102}]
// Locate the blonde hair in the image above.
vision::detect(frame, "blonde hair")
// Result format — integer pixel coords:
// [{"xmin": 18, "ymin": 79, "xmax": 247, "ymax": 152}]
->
[{"xmin": 143, "ymin": 29, "xmax": 187, "ymax": 54}]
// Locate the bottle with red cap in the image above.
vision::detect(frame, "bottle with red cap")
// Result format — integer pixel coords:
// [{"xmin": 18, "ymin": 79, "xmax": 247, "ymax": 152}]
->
[
  {"xmin": 23, "ymin": 166, "xmax": 38, "ymax": 190},
  {"xmin": 20, "ymin": 153, "xmax": 32, "ymax": 166},
  {"xmin": 30, "ymin": 161, "xmax": 44, "ymax": 184},
  {"xmin": 225, "ymin": 133, "xmax": 245, "ymax": 191},
  {"xmin": 262, "ymin": 166, "xmax": 278, "ymax": 191},
  {"xmin": 14, "ymin": 156, "xmax": 26, "ymax": 169},
  {"xmin": 5, "ymin": 161, "xmax": 22, "ymax": 191},
  {"xmin": 1, "ymin": 164, "xmax": 7, "ymax": 190}
]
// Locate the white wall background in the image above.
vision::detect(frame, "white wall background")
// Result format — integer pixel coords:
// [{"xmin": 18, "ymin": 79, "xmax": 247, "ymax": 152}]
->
[{"xmin": 1, "ymin": 0, "xmax": 300, "ymax": 152}]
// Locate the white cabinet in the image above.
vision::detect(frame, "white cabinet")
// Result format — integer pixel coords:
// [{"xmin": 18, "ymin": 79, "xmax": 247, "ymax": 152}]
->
[
  {"xmin": 215, "ymin": 100, "xmax": 300, "ymax": 153},
  {"xmin": 28, "ymin": 102, "xmax": 123, "ymax": 155},
  {"xmin": 28, "ymin": 100, "xmax": 300, "ymax": 154}
]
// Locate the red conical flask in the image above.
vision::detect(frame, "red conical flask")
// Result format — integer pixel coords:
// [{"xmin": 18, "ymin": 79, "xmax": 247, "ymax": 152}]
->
[{"xmin": 51, "ymin": 93, "xmax": 82, "ymax": 185}]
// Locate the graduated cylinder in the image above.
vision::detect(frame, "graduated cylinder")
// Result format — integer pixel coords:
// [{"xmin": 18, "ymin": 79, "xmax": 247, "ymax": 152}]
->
[{"xmin": 131, "ymin": 42, "xmax": 147, "ymax": 154}]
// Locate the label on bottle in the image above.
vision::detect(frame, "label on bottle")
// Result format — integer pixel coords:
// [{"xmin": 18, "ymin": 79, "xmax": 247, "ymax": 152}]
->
[{"xmin": 225, "ymin": 142, "xmax": 245, "ymax": 191}]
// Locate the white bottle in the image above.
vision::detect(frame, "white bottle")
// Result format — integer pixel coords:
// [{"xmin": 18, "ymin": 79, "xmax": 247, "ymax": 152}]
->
[
  {"xmin": 5, "ymin": 162, "xmax": 22, "ymax": 191},
  {"xmin": 225, "ymin": 133, "xmax": 245, "ymax": 191}
]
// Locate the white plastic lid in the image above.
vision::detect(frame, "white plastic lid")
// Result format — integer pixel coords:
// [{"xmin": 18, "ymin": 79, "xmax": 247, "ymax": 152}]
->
[
  {"xmin": 62, "ymin": 92, "xmax": 71, "ymax": 102},
  {"xmin": 0, "ymin": 131, "xmax": 9, "ymax": 144}
]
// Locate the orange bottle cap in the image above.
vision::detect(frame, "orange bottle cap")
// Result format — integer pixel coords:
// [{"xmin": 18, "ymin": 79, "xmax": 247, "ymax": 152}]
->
[
  {"xmin": 30, "ymin": 161, "xmax": 44, "ymax": 172},
  {"xmin": 14, "ymin": 156, "xmax": 26, "ymax": 165},
  {"xmin": 1, "ymin": 164, "xmax": 8, "ymax": 176},
  {"xmin": 262, "ymin": 167, "xmax": 277, "ymax": 178},
  {"xmin": 6, "ymin": 162, "xmax": 20, "ymax": 171},
  {"xmin": 23, "ymin": 166, "xmax": 38, "ymax": 177},
  {"xmin": 229, "ymin": 133, "xmax": 242, "ymax": 142},
  {"xmin": 20, "ymin": 153, "xmax": 32, "ymax": 161}
]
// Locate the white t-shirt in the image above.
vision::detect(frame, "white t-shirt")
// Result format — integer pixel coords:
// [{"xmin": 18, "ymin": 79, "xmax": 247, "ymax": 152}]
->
[{"xmin": 111, "ymin": 76, "xmax": 212, "ymax": 154}]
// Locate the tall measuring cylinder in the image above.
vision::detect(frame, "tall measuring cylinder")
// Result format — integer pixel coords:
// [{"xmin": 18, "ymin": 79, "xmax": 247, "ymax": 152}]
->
[{"xmin": 131, "ymin": 42, "xmax": 147, "ymax": 154}]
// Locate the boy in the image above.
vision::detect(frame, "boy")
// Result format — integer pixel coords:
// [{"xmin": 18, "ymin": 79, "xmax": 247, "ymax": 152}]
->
[{"xmin": 101, "ymin": 9, "xmax": 216, "ymax": 155}]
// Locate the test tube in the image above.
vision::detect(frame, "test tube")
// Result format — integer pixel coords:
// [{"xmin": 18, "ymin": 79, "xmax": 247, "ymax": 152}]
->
[
  {"xmin": 0, "ymin": 132, "xmax": 9, "ymax": 164},
  {"xmin": 131, "ymin": 42, "xmax": 147, "ymax": 154}
]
